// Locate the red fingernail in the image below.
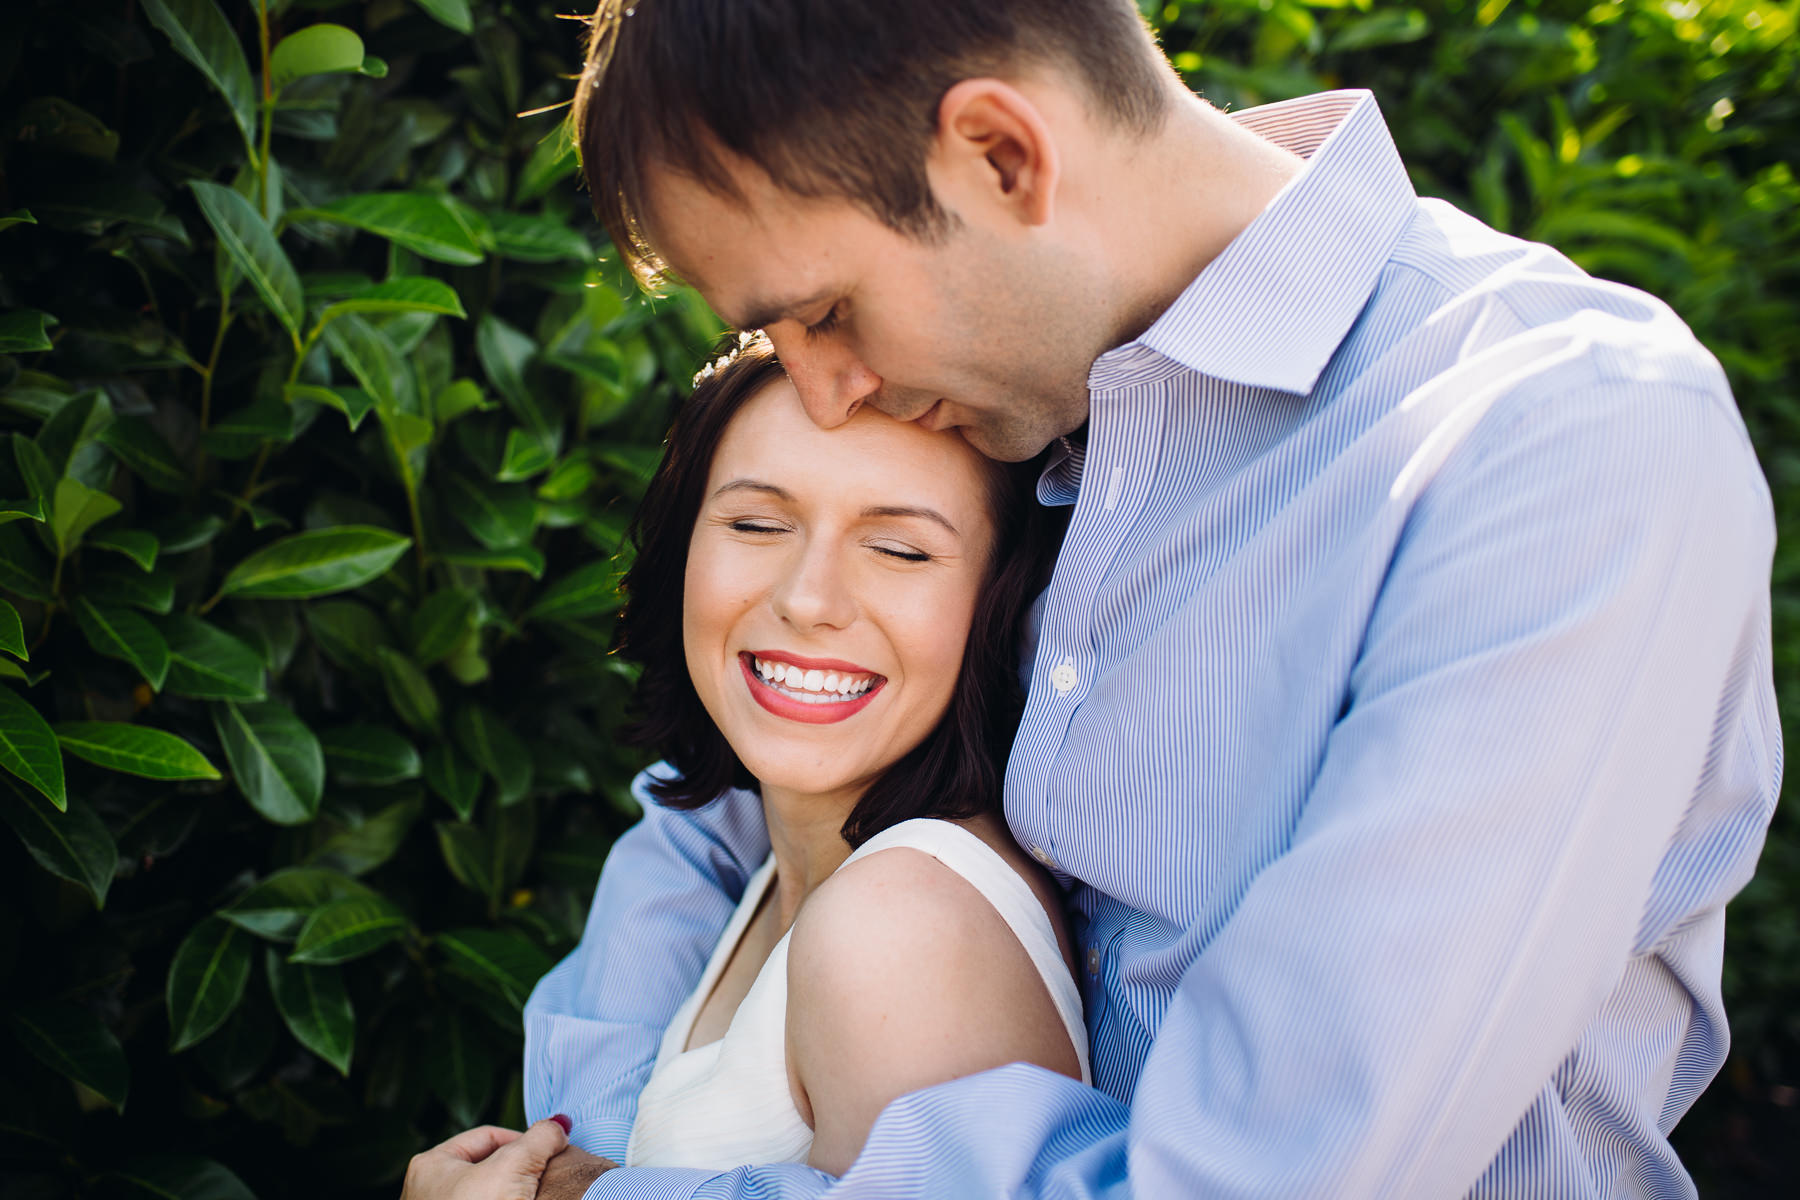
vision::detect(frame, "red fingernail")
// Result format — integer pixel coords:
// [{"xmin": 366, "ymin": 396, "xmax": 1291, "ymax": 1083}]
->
[{"xmin": 551, "ymin": 1114, "xmax": 572, "ymax": 1134}]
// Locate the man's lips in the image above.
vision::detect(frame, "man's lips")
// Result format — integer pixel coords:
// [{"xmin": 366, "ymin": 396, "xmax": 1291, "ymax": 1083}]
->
[
  {"xmin": 739, "ymin": 654, "xmax": 884, "ymax": 726},
  {"xmin": 915, "ymin": 400, "xmax": 950, "ymax": 432}
]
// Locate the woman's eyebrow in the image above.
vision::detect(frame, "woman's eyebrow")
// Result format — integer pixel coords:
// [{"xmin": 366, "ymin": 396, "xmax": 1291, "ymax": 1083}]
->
[
  {"xmin": 711, "ymin": 479, "xmax": 792, "ymax": 502},
  {"xmin": 861, "ymin": 505, "xmax": 960, "ymax": 537}
]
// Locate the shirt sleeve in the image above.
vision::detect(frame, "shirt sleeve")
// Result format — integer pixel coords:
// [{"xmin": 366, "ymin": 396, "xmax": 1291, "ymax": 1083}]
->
[{"xmin": 524, "ymin": 767, "xmax": 770, "ymax": 1159}]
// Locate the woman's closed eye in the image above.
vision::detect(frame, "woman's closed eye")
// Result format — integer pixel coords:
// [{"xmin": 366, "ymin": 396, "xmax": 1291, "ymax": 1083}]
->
[
  {"xmin": 727, "ymin": 518, "xmax": 789, "ymax": 536},
  {"xmin": 868, "ymin": 541, "xmax": 931, "ymax": 563}
]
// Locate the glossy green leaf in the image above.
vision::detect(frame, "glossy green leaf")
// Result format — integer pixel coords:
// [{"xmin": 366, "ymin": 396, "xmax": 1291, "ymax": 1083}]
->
[
  {"xmin": 434, "ymin": 820, "xmax": 494, "ymax": 896},
  {"xmin": 524, "ymin": 559, "xmax": 622, "ymax": 623},
  {"xmin": 515, "ymin": 121, "xmax": 578, "ymax": 205},
  {"xmin": 0, "ymin": 309, "xmax": 54, "ymax": 353},
  {"xmin": 436, "ymin": 545, "xmax": 545, "ymax": 577},
  {"xmin": 435, "ymin": 927, "xmax": 553, "ymax": 1009},
  {"xmin": 35, "ymin": 389, "xmax": 112, "ymax": 476},
  {"xmin": 266, "ymin": 950, "xmax": 354, "ymax": 1075},
  {"xmin": 423, "ymin": 742, "xmax": 482, "ymax": 821},
  {"xmin": 50, "ymin": 476, "xmax": 123, "ymax": 554},
  {"xmin": 87, "ymin": 567, "xmax": 176, "ymax": 614},
  {"xmin": 452, "ymin": 704, "xmax": 531, "ymax": 806},
  {"xmin": 140, "ymin": 0, "xmax": 256, "ymax": 153},
  {"xmin": 154, "ymin": 512, "xmax": 225, "ymax": 555},
  {"xmin": 220, "ymin": 867, "xmax": 374, "ymax": 941},
  {"xmin": 288, "ymin": 383, "xmax": 376, "ymax": 432},
  {"xmin": 446, "ymin": 472, "xmax": 535, "ymax": 549},
  {"xmin": 304, "ymin": 599, "xmax": 392, "ymax": 679},
  {"xmin": 316, "ymin": 276, "xmax": 466, "ymax": 325},
  {"xmin": 270, "ymin": 24, "xmax": 365, "ymax": 93},
  {"xmin": 220, "ymin": 525, "xmax": 411, "ymax": 600},
  {"xmin": 113, "ymin": 1155, "xmax": 256, "ymax": 1200},
  {"xmin": 308, "ymin": 794, "xmax": 422, "ymax": 877},
  {"xmin": 189, "ymin": 181, "xmax": 304, "ymax": 344},
  {"xmin": 495, "ymin": 429, "xmax": 555, "ymax": 482},
  {"xmin": 0, "ymin": 495, "xmax": 46, "ymax": 525},
  {"xmin": 377, "ymin": 646, "xmax": 441, "ymax": 734},
  {"xmin": 98, "ymin": 416, "xmax": 189, "ymax": 494},
  {"xmin": 0, "ymin": 776, "xmax": 110, "ymax": 904},
  {"xmin": 536, "ymin": 456, "xmax": 596, "ymax": 502},
  {"xmin": 9, "ymin": 1000, "xmax": 129, "ymax": 1111},
  {"xmin": 0, "ymin": 685, "xmax": 64, "ymax": 811},
  {"xmin": 0, "ymin": 525, "xmax": 53, "ymax": 601},
  {"xmin": 319, "ymin": 725, "xmax": 421, "ymax": 786},
  {"xmin": 321, "ymin": 314, "xmax": 415, "ymax": 414},
  {"xmin": 487, "ymin": 210, "xmax": 591, "ymax": 263},
  {"xmin": 73, "ymin": 598, "xmax": 171, "ymax": 690},
  {"xmin": 166, "ymin": 917, "xmax": 252, "ymax": 1052},
  {"xmin": 475, "ymin": 314, "xmax": 554, "ymax": 442},
  {"xmin": 54, "ymin": 722, "xmax": 217, "ymax": 781},
  {"xmin": 88, "ymin": 527, "xmax": 160, "ymax": 571},
  {"xmin": 294, "ymin": 193, "xmax": 484, "ymax": 266},
  {"xmin": 15, "ymin": 432, "xmax": 56, "ymax": 501},
  {"xmin": 0, "ymin": 598, "xmax": 23, "ymax": 659},
  {"xmin": 431, "ymin": 378, "xmax": 492, "ymax": 424},
  {"xmin": 411, "ymin": 587, "xmax": 478, "ymax": 665},
  {"xmin": 159, "ymin": 614, "xmax": 267, "ymax": 701},
  {"xmin": 412, "ymin": 0, "xmax": 474, "ymax": 35},
  {"xmin": 210, "ymin": 699, "xmax": 324, "ymax": 825},
  {"xmin": 0, "ymin": 209, "xmax": 35, "ymax": 232},
  {"xmin": 290, "ymin": 894, "xmax": 407, "ymax": 964}
]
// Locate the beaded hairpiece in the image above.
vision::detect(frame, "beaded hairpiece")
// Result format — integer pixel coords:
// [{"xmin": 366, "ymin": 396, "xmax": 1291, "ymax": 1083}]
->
[{"xmin": 692, "ymin": 329, "xmax": 768, "ymax": 388}]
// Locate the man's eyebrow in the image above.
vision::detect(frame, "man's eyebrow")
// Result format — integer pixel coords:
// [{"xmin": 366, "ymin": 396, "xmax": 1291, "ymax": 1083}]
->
[
  {"xmin": 861, "ymin": 505, "xmax": 960, "ymax": 537},
  {"xmin": 730, "ymin": 286, "xmax": 836, "ymax": 333}
]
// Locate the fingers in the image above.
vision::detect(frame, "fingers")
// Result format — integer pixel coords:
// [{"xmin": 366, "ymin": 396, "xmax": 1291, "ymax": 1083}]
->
[
  {"xmin": 489, "ymin": 1116, "xmax": 570, "ymax": 1178},
  {"xmin": 433, "ymin": 1124, "xmax": 525, "ymax": 1164}
]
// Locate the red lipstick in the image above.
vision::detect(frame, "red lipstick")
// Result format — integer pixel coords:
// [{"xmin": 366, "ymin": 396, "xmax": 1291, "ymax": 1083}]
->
[{"xmin": 739, "ymin": 653, "xmax": 884, "ymax": 726}]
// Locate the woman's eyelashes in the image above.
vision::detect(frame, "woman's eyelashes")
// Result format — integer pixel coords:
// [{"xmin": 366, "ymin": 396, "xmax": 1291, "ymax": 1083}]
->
[{"xmin": 720, "ymin": 517, "xmax": 934, "ymax": 564}]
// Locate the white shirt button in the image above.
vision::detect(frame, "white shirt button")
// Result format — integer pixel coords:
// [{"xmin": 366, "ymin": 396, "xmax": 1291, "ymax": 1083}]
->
[
  {"xmin": 1028, "ymin": 843, "xmax": 1056, "ymax": 870},
  {"xmin": 1049, "ymin": 657, "xmax": 1078, "ymax": 695},
  {"xmin": 1086, "ymin": 945, "xmax": 1102, "ymax": 976}
]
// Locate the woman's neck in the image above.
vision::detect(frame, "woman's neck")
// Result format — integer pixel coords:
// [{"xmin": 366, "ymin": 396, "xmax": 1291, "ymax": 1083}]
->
[{"xmin": 759, "ymin": 782, "xmax": 861, "ymax": 932}]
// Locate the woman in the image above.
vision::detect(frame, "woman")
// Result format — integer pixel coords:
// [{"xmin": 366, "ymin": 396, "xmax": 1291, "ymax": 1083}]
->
[{"xmin": 409, "ymin": 334, "xmax": 1079, "ymax": 1190}]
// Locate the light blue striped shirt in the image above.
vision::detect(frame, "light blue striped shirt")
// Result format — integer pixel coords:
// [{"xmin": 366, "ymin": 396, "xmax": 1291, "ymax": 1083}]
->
[{"xmin": 525, "ymin": 91, "xmax": 1781, "ymax": 1198}]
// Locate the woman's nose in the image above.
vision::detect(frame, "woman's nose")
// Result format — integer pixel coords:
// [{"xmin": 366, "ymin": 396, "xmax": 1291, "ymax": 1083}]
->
[
  {"xmin": 770, "ymin": 542, "xmax": 856, "ymax": 632},
  {"xmin": 765, "ymin": 326, "xmax": 881, "ymax": 430}
]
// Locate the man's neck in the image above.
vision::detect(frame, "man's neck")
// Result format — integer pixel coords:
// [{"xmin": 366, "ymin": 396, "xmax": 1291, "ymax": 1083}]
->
[{"xmin": 1098, "ymin": 90, "xmax": 1306, "ymax": 350}]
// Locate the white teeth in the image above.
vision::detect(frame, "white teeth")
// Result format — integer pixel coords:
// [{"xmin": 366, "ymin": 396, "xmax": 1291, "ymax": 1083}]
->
[{"xmin": 750, "ymin": 657, "xmax": 878, "ymax": 702}]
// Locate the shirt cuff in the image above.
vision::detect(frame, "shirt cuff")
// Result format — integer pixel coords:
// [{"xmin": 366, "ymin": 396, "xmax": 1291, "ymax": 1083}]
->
[{"xmin": 584, "ymin": 1166, "xmax": 720, "ymax": 1200}]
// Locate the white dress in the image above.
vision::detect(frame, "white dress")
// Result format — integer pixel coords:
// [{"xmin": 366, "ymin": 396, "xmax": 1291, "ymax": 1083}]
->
[{"xmin": 625, "ymin": 818, "xmax": 1092, "ymax": 1170}]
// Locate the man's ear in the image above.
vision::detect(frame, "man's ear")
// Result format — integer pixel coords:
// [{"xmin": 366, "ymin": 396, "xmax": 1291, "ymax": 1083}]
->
[{"xmin": 930, "ymin": 79, "xmax": 1060, "ymax": 228}]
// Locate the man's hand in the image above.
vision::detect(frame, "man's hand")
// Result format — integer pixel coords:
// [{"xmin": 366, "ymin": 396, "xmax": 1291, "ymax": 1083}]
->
[
  {"xmin": 400, "ymin": 1118, "xmax": 584, "ymax": 1200},
  {"xmin": 535, "ymin": 1144, "xmax": 619, "ymax": 1200}
]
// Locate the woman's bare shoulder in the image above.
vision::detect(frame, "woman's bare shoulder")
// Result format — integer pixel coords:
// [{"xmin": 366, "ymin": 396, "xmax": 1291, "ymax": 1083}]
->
[{"xmin": 785, "ymin": 836, "xmax": 1081, "ymax": 1174}]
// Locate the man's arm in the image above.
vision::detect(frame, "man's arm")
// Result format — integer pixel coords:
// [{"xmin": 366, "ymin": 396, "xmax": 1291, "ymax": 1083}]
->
[
  {"xmin": 1116, "ymin": 375, "xmax": 1778, "ymax": 1196},
  {"xmin": 524, "ymin": 767, "xmax": 770, "ymax": 1160},
  {"xmin": 549, "ymin": 376, "xmax": 1777, "ymax": 1200}
]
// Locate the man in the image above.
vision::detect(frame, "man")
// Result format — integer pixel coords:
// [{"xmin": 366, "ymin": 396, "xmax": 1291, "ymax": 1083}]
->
[{"xmin": 419, "ymin": 1, "xmax": 1780, "ymax": 1195}]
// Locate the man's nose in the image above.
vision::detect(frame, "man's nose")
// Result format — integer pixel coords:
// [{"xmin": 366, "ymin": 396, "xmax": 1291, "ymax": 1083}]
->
[
  {"xmin": 771, "ymin": 541, "xmax": 856, "ymax": 632},
  {"xmin": 765, "ymin": 327, "xmax": 881, "ymax": 430}
]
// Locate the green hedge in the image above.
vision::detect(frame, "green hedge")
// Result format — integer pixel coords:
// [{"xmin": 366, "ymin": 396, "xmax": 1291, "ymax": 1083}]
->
[{"xmin": 0, "ymin": 1, "xmax": 1792, "ymax": 1196}]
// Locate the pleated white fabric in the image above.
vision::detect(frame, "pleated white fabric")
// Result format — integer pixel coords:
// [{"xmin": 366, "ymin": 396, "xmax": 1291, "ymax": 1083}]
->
[{"xmin": 625, "ymin": 818, "xmax": 1090, "ymax": 1170}]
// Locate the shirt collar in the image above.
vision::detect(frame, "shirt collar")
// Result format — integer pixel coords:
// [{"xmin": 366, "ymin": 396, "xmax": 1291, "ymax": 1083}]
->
[{"xmin": 1089, "ymin": 90, "xmax": 1417, "ymax": 396}]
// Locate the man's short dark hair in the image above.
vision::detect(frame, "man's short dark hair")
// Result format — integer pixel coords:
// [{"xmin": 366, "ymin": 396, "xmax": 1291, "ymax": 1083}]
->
[
  {"xmin": 617, "ymin": 336, "xmax": 1064, "ymax": 847},
  {"xmin": 573, "ymin": 0, "xmax": 1171, "ymax": 286}
]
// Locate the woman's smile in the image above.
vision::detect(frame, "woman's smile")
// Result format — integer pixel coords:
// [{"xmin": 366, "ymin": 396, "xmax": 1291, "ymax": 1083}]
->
[{"xmin": 740, "ymin": 653, "xmax": 886, "ymax": 725}]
